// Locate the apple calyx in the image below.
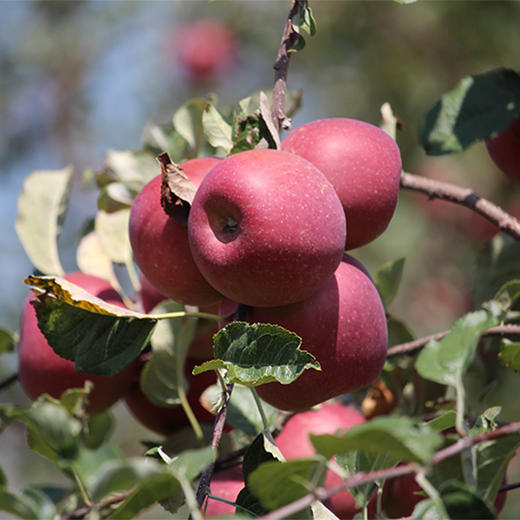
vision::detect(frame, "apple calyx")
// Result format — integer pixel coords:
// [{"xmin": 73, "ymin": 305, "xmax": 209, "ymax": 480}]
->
[{"xmin": 157, "ymin": 152, "xmax": 197, "ymax": 223}]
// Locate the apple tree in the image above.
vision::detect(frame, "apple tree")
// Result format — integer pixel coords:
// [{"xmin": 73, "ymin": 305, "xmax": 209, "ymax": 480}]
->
[{"xmin": 2, "ymin": 1, "xmax": 520, "ymax": 519}]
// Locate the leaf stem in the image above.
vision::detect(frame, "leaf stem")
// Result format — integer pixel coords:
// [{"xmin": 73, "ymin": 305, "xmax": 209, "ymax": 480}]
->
[
  {"xmin": 151, "ymin": 311, "xmax": 223, "ymax": 321},
  {"xmin": 72, "ymin": 468, "xmax": 92, "ymax": 507},
  {"xmin": 179, "ymin": 476, "xmax": 205, "ymax": 520},
  {"xmin": 251, "ymin": 387, "xmax": 276, "ymax": 445},
  {"xmin": 177, "ymin": 371, "xmax": 204, "ymax": 443}
]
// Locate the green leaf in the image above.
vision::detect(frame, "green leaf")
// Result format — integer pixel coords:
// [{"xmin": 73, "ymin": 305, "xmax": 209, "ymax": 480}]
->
[
  {"xmin": 95, "ymin": 208, "xmax": 132, "ymax": 265},
  {"xmin": 416, "ymin": 310, "xmax": 498, "ymax": 388},
  {"xmin": 76, "ymin": 231, "xmax": 121, "ymax": 292},
  {"xmin": 387, "ymin": 315, "xmax": 415, "ymax": 347},
  {"xmin": 0, "ymin": 487, "xmax": 56, "ymax": 520},
  {"xmin": 23, "ymin": 397, "xmax": 82, "ymax": 463},
  {"xmin": 335, "ymin": 450, "xmax": 398, "ymax": 508},
  {"xmin": 310, "ymin": 416, "xmax": 442, "ymax": 464},
  {"xmin": 248, "ymin": 457, "xmax": 326, "ymax": 513},
  {"xmin": 242, "ymin": 433, "xmax": 280, "ymax": 484},
  {"xmin": 439, "ymin": 480, "xmax": 496, "ymax": 519},
  {"xmin": 97, "ymin": 181, "xmax": 135, "ymax": 212},
  {"xmin": 173, "ymin": 98, "xmax": 207, "ymax": 153},
  {"xmin": 25, "ymin": 275, "xmax": 156, "ymax": 376},
  {"xmin": 168, "ymin": 446, "xmax": 214, "ymax": 481},
  {"xmin": 15, "ymin": 166, "xmax": 73, "ymax": 276},
  {"xmin": 202, "ymin": 104, "xmax": 234, "ymax": 153},
  {"xmin": 374, "ymin": 257, "xmax": 405, "ymax": 309},
  {"xmin": 473, "ymin": 433, "xmax": 520, "ymax": 507},
  {"xmin": 202, "ymin": 384, "xmax": 279, "ymax": 436},
  {"xmin": 104, "ymin": 149, "xmax": 158, "ymax": 188},
  {"xmin": 0, "ymin": 328, "xmax": 15, "ymax": 354},
  {"xmin": 473, "ymin": 235, "xmax": 520, "ymax": 307},
  {"xmin": 420, "ymin": 68, "xmax": 520, "ymax": 155},
  {"xmin": 235, "ymin": 487, "xmax": 267, "ymax": 517},
  {"xmin": 141, "ymin": 122, "xmax": 189, "ymax": 161},
  {"xmin": 427, "ymin": 411, "xmax": 457, "ymax": 433},
  {"xmin": 82, "ymin": 411, "xmax": 114, "ymax": 450},
  {"xmin": 411, "ymin": 498, "xmax": 444, "ymax": 519},
  {"xmin": 192, "ymin": 322, "xmax": 320, "ymax": 386},
  {"xmin": 499, "ymin": 340, "xmax": 520, "ymax": 371},
  {"xmin": 141, "ymin": 301, "xmax": 197, "ymax": 406}
]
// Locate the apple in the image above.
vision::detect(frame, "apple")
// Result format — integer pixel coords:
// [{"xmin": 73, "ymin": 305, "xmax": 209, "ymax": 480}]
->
[
  {"xmin": 275, "ymin": 401, "xmax": 366, "ymax": 519},
  {"xmin": 129, "ymin": 157, "xmax": 223, "ymax": 306},
  {"xmin": 188, "ymin": 149, "xmax": 347, "ymax": 307},
  {"xmin": 281, "ymin": 118, "xmax": 402, "ymax": 250},
  {"xmin": 245, "ymin": 254, "xmax": 387, "ymax": 411},
  {"xmin": 172, "ymin": 19, "xmax": 237, "ymax": 83},
  {"xmin": 124, "ymin": 356, "xmax": 219, "ymax": 436},
  {"xmin": 18, "ymin": 272, "xmax": 138, "ymax": 414},
  {"xmin": 204, "ymin": 466, "xmax": 244, "ymax": 517},
  {"xmin": 486, "ymin": 118, "xmax": 520, "ymax": 182}
]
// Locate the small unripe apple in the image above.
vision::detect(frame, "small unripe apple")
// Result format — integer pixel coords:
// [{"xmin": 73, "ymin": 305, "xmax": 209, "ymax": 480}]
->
[
  {"xmin": 129, "ymin": 157, "xmax": 223, "ymax": 306},
  {"xmin": 281, "ymin": 118, "xmax": 402, "ymax": 250},
  {"xmin": 173, "ymin": 19, "xmax": 237, "ymax": 83},
  {"xmin": 485, "ymin": 118, "xmax": 520, "ymax": 181},
  {"xmin": 204, "ymin": 466, "xmax": 244, "ymax": 517},
  {"xmin": 124, "ymin": 356, "xmax": 219, "ymax": 436},
  {"xmin": 247, "ymin": 255, "xmax": 388, "ymax": 411},
  {"xmin": 275, "ymin": 402, "xmax": 365, "ymax": 519},
  {"xmin": 18, "ymin": 272, "xmax": 137, "ymax": 414},
  {"xmin": 188, "ymin": 149, "xmax": 347, "ymax": 307}
]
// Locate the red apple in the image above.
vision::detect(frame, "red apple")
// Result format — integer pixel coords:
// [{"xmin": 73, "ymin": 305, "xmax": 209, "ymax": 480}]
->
[
  {"xmin": 172, "ymin": 19, "xmax": 237, "ymax": 83},
  {"xmin": 188, "ymin": 149, "xmax": 347, "ymax": 307},
  {"xmin": 281, "ymin": 118, "xmax": 402, "ymax": 250},
  {"xmin": 486, "ymin": 118, "xmax": 520, "ymax": 182},
  {"xmin": 275, "ymin": 402, "xmax": 366, "ymax": 519},
  {"xmin": 204, "ymin": 466, "xmax": 244, "ymax": 517},
  {"xmin": 18, "ymin": 272, "xmax": 138, "ymax": 414},
  {"xmin": 124, "ymin": 356, "xmax": 218, "ymax": 436},
  {"xmin": 129, "ymin": 157, "xmax": 223, "ymax": 306},
  {"xmin": 247, "ymin": 255, "xmax": 387, "ymax": 411}
]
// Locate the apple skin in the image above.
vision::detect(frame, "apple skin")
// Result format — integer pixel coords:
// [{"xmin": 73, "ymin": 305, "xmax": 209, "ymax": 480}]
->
[
  {"xmin": 204, "ymin": 466, "xmax": 244, "ymax": 517},
  {"xmin": 18, "ymin": 272, "xmax": 138, "ymax": 415},
  {"xmin": 188, "ymin": 149, "xmax": 347, "ymax": 308},
  {"xmin": 124, "ymin": 356, "xmax": 219, "ymax": 436},
  {"xmin": 486, "ymin": 118, "xmax": 520, "ymax": 182},
  {"xmin": 281, "ymin": 118, "xmax": 402, "ymax": 250},
  {"xmin": 275, "ymin": 402, "xmax": 366, "ymax": 519},
  {"xmin": 246, "ymin": 254, "xmax": 388, "ymax": 411},
  {"xmin": 129, "ymin": 157, "xmax": 223, "ymax": 306},
  {"xmin": 173, "ymin": 19, "xmax": 237, "ymax": 83}
]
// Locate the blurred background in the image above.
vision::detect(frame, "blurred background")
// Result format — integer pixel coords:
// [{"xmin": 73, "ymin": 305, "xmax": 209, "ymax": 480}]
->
[{"xmin": 1, "ymin": 1, "xmax": 520, "ymax": 517}]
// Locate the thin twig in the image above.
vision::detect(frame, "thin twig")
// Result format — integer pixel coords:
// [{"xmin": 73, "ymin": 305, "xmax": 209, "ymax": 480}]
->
[
  {"xmin": 61, "ymin": 490, "xmax": 132, "ymax": 520},
  {"xmin": 193, "ymin": 383, "xmax": 234, "ymax": 512},
  {"xmin": 0, "ymin": 373, "xmax": 18, "ymax": 392},
  {"xmin": 387, "ymin": 324, "xmax": 520, "ymax": 358},
  {"xmin": 272, "ymin": 0, "xmax": 305, "ymax": 133},
  {"xmin": 256, "ymin": 422, "xmax": 520, "ymax": 520},
  {"xmin": 400, "ymin": 171, "xmax": 520, "ymax": 242}
]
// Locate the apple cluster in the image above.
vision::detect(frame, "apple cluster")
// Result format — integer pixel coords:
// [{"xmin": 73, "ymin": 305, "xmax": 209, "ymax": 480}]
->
[{"xmin": 129, "ymin": 117, "xmax": 402, "ymax": 412}]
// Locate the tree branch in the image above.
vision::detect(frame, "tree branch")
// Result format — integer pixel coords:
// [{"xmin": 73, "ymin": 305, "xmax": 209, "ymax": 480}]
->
[
  {"xmin": 400, "ymin": 171, "xmax": 520, "ymax": 242},
  {"xmin": 256, "ymin": 422, "xmax": 520, "ymax": 520},
  {"xmin": 0, "ymin": 373, "xmax": 18, "ymax": 392},
  {"xmin": 387, "ymin": 324, "xmax": 520, "ymax": 358},
  {"xmin": 272, "ymin": 0, "xmax": 305, "ymax": 133}
]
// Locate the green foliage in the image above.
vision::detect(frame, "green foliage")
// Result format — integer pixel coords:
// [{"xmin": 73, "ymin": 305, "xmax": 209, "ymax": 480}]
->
[
  {"xmin": 15, "ymin": 167, "xmax": 73, "ymax": 276},
  {"xmin": 0, "ymin": 328, "xmax": 15, "ymax": 354},
  {"xmin": 310, "ymin": 416, "xmax": 442, "ymax": 463},
  {"xmin": 374, "ymin": 257, "xmax": 406, "ymax": 309},
  {"xmin": 420, "ymin": 68, "xmax": 520, "ymax": 155},
  {"xmin": 192, "ymin": 321, "xmax": 320, "ymax": 386}
]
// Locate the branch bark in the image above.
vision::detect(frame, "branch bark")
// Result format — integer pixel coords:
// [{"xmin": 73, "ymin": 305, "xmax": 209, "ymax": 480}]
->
[
  {"xmin": 272, "ymin": 0, "xmax": 305, "ymax": 133},
  {"xmin": 400, "ymin": 171, "xmax": 520, "ymax": 242},
  {"xmin": 387, "ymin": 324, "xmax": 520, "ymax": 358}
]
